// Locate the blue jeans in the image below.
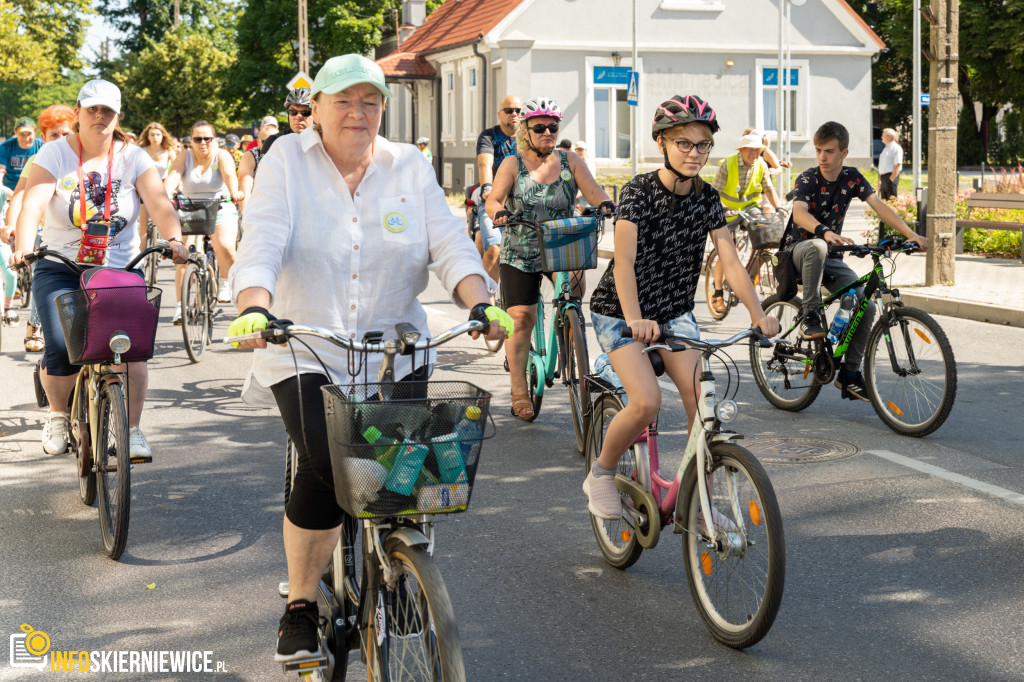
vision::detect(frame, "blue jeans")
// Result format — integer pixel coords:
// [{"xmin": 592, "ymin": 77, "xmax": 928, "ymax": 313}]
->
[
  {"xmin": 477, "ymin": 208, "xmax": 502, "ymax": 250},
  {"xmin": 591, "ymin": 310, "xmax": 700, "ymax": 355}
]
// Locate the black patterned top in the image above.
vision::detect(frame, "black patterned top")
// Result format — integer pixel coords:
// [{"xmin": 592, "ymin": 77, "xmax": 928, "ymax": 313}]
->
[
  {"xmin": 500, "ymin": 151, "xmax": 577, "ymax": 273},
  {"xmin": 781, "ymin": 166, "xmax": 874, "ymax": 259},
  {"xmin": 590, "ymin": 171, "xmax": 725, "ymax": 324}
]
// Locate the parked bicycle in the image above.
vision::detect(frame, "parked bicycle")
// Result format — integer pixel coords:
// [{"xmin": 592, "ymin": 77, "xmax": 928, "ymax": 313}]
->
[
  {"xmin": 18, "ymin": 243, "xmax": 170, "ymax": 559},
  {"xmin": 704, "ymin": 206, "xmax": 787, "ymax": 320},
  {"xmin": 751, "ymin": 237, "xmax": 957, "ymax": 437},
  {"xmin": 175, "ymin": 195, "xmax": 220, "ymax": 363},
  {"xmin": 585, "ymin": 326, "xmax": 785, "ymax": 649},
  {"xmin": 226, "ymin": 318, "xmax": 494, "ymax": 681}
]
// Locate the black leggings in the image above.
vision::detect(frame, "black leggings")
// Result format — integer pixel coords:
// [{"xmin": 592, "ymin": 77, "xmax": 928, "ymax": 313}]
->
[{"xmin": 271, "ymin": 369, "xmax": 429, "ymax": 530}]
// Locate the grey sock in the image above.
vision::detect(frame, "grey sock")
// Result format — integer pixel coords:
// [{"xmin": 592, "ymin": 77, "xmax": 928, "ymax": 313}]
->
[{"xmin": 592, "ymin": 462, "xmax": 616, "ymax": 478}]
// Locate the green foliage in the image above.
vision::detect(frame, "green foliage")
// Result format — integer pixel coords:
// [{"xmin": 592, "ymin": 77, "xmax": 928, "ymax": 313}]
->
[
  {"xmin": 957, "ymin": 105, "xmax": 986, "ymax": 167},
  {"xmin": 112, "ymin": 30, "xmax": 235, "ymax": 137},
  {"xmin": 226, "ymin": 0, "xmax": 402, "ymax": 121},
  {"xmin": 0, "ymin": 72, "xmax": 90, "ymax": 135},
  {"xmin": 962, "ymin": 226, "xmax": 1022, "ymax": 257},
  {"xmin": 95, "ymin": 0, "xmax": 239, "ymax": 55},
  {"xmin": 0, "ymin": 0, "xmax": 91, "ymax": 84},
  {"xmin": 988, "ymin": 110, "xmax": 1024, "ymax": 166}
]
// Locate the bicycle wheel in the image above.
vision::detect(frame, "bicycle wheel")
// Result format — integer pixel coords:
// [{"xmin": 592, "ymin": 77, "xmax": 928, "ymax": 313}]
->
[
  {"xmin": 72, "ymin": 386, "xmax": 96, "ymax": 506},
  {"xmin": 364, "ymin": 539, "xmax": 465, "ymax": 681},
  {"xmin": 703, "ymin": 249, "xmax": 732, "ymax": 321},
  {"xmin": 524, "ymin": 359, "xmax": 542, "ymax": 422},
  {"xmin": 585, "ymin": 393, "xmax": 644, "ymax": 569},
  {"xmin": 284, "ymin": 437, "xmax": 298, "ymax": 506},
  {"xmin": 206, "ymin": 259, "xmax": 218, "ymax": 339},
  {"xmin": 181, "ymin": 262, "xmax": 208, "ymax": 363},
  {"xmin": 679, "ymin": 442, "xmax": 785, "ymax": 649},
  {"xmin": 864, "ymin": 306, "xmax": 957, "ymax": 437},
  {"xmin": 752, "ymin": 250, "xmax": 775, "ymax": 298},
  {"xmin": 750, "ymin": 295, "xmax": 821, "ymax": 411},
  {"xmin": 96, "ymin": 382, "xmax": 131, "ymax": 560},
  {"xmin": 562, "ymin": 308, "xmax": 591, "ymax": 454},
  {"xmin": 17, "ymin": 264, "xmax": 31, "ymax": 309}
]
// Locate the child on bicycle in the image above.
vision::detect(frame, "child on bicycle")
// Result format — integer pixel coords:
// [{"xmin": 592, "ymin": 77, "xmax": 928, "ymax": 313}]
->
[
  {"xmin": 782, "ymin": 121, "xmax": 928, "ymax": 401},
  {"xmin": 583, "ymin": 95, "xmax": 780, "ymax": 520}
]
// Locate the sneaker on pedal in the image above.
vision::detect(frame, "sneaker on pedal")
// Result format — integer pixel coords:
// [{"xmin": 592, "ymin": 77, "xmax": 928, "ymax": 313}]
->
[
  {"xmin": 835, "ymin": 370, "xmax": 871, "ymax": 402},
  {"xmin": 42, "ymin": 412, "xmax": 70, "ymax": 455},
  {"xmin": 172, "ymin": 303, "xmax": 182, "ymax": 325},
  {"xmin": 129, "ymin": 427, "xmax": 153, "ymax": 462},
  {"xmin": 217, "ymin": 280, "xmax": 232, "ymax": 303},
  {"xmin": 275, "ymin": 600, "xmax": 321, "ymax": 662},
  {"xmin": 582, "ymin": 470, "xmax": 622, "ymax": 520},
  {"xmin": 798, "ymin": 312, "xmax": 827, "ymax": 340}
]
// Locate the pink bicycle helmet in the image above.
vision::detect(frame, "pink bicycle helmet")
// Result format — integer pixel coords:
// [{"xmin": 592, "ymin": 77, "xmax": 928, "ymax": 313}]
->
[
  {"xmin": 651, "ymin": 95, "xmax": 719, "ymax": 140},
  {"xmin": 520, "ymin": 97, "xmax": 563, "ymax": 121}
]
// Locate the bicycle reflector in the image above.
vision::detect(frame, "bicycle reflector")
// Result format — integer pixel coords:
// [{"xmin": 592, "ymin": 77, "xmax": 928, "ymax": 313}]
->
[
  {"xmin": 715, "ymin": 399, "xmax": 739, "ymax": 423},
  {"xmin": 109, "ymin": 331, "xmax": 132, "ymax": 356}
]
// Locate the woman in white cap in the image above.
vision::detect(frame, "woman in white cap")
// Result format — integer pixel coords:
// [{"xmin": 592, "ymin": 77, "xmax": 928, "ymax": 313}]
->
[
  {"xmin": 226, "ymin": 53, "xmax": 512, "ymax": 664},
  {"xmin": 9, "ymin": 79, "xmax": 189, "ymax": 460}
]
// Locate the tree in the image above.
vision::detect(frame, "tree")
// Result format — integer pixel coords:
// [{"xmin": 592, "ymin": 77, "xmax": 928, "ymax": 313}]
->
[
  {"xmin": 0, "ymin": 0, "xmax": 91, "ymax": 84},
  {"xmin": 94, "ymin": 0, "xmax": 239, "ymax": 54},
  {"xmin": 112, "ymin": 30, "xmax": 235, "ymax": 137}
]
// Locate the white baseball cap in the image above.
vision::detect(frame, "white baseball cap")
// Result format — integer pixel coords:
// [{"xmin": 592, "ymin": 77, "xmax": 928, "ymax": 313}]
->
[
  {"xmin": 574, "ymin": 140, "xmax": 588, "ymax": 149},
  {"xmin": 77, "ymin": 79, "xmax": 122, "ymax": 113},
  {"xmin": 260, "ymin": 115, "xmax": 280, "ymax": 129},
  {"xmin": 737, "ymin": 133, "xmax": 766, "ymax": 150}
]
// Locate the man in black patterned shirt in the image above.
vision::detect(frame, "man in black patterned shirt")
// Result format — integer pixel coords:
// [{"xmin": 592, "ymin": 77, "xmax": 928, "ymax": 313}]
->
[{"xmin": 785, "ymin": 121, "xmax": 928, "ymax": 400}]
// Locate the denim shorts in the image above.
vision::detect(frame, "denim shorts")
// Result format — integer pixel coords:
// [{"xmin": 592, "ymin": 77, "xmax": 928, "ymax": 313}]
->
[
  {"xmin": 591, "ymin": 310, "xmax": 700, "ymax": 355},
  {"xmin": 477, "ymin": 209, "xmax": 502, "ymax": 250}
]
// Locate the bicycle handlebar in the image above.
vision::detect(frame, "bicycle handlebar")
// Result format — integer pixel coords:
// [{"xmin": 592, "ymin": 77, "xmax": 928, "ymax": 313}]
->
[
  {"xmin": 619, "ymin": 325, "xmax": 774, "ymax": 349},
  {"xmin": 14, "ymin": 244, "xmax": 174, "ymax": 273},
  {"xmin": 829, "ymin": 236, "xmax": 921, "ymax": 258},
  {"xmin": 222, "ymin": 318, "xmax": 487, "ymax": 353}
]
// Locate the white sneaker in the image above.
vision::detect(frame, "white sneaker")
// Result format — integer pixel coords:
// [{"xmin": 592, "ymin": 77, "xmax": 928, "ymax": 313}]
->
[
  {"xmin": 582, "ymin": 470, "xmax": 622, "ymax": 520},
  {"xmin": 172, "ymin": 303, "xmax": 182, "ymax": 325},
  {"xmin": 42, "ymin": 412, "xmax": 70, "ymax": 455},
  {"xmin": 129, "ymin": 427, "xmax": 152, "ymax": 460},
  {"xmin": 217, "ymin": 280, "xmax": 232, "ymax": 303}
]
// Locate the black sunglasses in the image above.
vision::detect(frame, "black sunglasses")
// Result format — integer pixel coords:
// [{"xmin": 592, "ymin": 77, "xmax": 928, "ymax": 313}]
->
[
  {"xmin": 529, "ymin": 123, "xmax": 559, "ymax": 134},
  {"xmin": 501, "ymin": 107, "xmax": 521, "ymax": 115},
  {"xmin": 191, "ymin": 136, "xmax": 213, "ymax": 143},
  {"xmin": 288, "ymin": 108, "xmax": 312, "ymax": 117}
]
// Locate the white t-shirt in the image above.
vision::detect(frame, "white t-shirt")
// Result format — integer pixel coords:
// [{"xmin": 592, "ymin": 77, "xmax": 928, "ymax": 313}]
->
[
  {"xmin": 878, "ymin": 140, "xmax": 904, "ymax": 175},
  {"xmin": 35, "ymin": 138, "xmax": 155, "ymax": 269}
]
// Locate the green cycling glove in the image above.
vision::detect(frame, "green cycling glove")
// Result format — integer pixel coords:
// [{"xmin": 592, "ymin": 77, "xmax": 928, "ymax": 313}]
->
[
  {"xmin": 471, "ymin": 304, "xmax": 514, "ymax": 339},
  {"xmin": 227, "ymin": 307, "xmax": 273, "ymax": 348}
]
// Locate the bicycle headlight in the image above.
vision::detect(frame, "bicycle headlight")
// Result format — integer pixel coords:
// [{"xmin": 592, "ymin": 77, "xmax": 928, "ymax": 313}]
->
[
  {"xmin": 715, "ymin": 399, "xmax": 739, "ymax": 423},
  {"xmin": 109, "ymin": 332, "xmax": 132, "ymax": 355}
]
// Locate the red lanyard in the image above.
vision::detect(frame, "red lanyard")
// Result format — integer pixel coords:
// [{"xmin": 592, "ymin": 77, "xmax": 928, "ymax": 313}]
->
[{"xmin": 77, "ymin": 136, "xmax": 115, "ymax": 227}]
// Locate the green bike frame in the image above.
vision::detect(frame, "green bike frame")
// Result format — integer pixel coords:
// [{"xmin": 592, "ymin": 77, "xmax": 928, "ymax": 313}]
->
[
  {"xmin": 528, "ymin": 270, "xmax": 581, "ymax": 398},
  {"xmin": 815, "ymin": 257, "xmax": 887, "ymax": 359}
]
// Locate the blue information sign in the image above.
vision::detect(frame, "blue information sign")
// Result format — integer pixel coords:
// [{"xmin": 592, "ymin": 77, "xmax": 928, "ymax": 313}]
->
[
  {"xmin": 921, "ymin": 93, "xmax": 930, "ymax": 106},
  {"xmin": 762, "ymin": 68, "xmax": 799, "ymax": 87},
  {"xmin": 594, "ymin": 66, "xmax": 633, "ymax": 85}
]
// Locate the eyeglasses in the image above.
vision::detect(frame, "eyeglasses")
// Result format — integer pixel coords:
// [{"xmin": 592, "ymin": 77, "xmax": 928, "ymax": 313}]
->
[
  {"xmin": 501, "ymin": 107, "xmax": 521, "ymax": 115},
  {"xmin": 288, "ymin": 108, "xmax": 312, "ymax": 117},
  {"xmin": 192, "ymin": 136, "xmax": 214, "ymax": 143},
  {"xmin": 529, "ymin": 123, "xmax": 559, "ymax": 134},
  {"xmin": 665, "ymin": 138, "xmax": 713, "ymax": 154}
]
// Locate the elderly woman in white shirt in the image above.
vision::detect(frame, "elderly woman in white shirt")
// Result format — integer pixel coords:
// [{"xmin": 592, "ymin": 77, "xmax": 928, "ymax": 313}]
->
[{"xmin": 227, "ymin": 54, "xmax": 511, "ymax": 663}]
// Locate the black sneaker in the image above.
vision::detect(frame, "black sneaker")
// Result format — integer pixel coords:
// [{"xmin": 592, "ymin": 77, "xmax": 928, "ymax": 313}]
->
[
  {"xmin": 274, "ymin": 600, "xmax": 321, "ymax": 662},
  {"xmin": 799, "ymin": 312, "xmax": 827, "ymax": 340},
  {"xmin": 835, "ymin": 371, "xmax": 871, "ymax": 402}
]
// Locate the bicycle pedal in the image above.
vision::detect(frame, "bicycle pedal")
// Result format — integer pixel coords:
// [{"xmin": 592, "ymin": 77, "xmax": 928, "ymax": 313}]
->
[
  {"xmin": 278, "ymin": 581, "xmax": 290, "ymax": 598},
  {"xmin": 129, "ymin": 455, "xmax": 153, "ymax": 464},
  {"xmin": 281, "ymin": 652, "xmax": 329, "ymax": 674}
]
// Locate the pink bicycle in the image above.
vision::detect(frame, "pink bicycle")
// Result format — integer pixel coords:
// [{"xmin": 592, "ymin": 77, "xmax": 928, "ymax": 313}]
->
[{"xmin": 584, "ymin": 327, "xmax": 785, "ymax": 649}]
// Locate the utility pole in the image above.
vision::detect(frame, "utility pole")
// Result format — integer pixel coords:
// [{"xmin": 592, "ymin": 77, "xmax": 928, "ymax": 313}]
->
[
  {"xmin": 924, "ymin": 0, "xmax": 958, "ymax": 286},
  {"xmin": 173, "ymin": 0, "xmax": 180, "ymax": 27},
  {"xmin": 298, "ymin": 0, "xmax": 309, "ymax": 76}
]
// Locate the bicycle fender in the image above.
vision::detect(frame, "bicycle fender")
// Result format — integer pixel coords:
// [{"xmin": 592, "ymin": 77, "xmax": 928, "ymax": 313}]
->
[
  {"xmin": 709, "ymin": 431, "xmax": 743, "ymax": 445},
  {"xmin": 387, "ymin": 527, "xmax": 431, "ymax": 549}
]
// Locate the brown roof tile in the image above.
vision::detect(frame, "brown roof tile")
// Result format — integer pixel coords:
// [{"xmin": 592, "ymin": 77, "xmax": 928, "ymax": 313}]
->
[{"xmin": 378, "ymin": 51, "xmax": 436, "ymax": 77}]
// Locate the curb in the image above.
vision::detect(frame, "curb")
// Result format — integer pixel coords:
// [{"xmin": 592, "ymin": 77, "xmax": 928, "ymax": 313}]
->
[{"xmin": 897, "ymin": 292, "xmax": 1024, "ymax": 328}]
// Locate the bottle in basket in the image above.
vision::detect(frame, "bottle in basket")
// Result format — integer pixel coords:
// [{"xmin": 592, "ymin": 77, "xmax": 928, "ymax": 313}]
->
[
  {"xmin": 384, "ymin": 443, "xmax": 430, "ymax": 496},
  {"xmin": 417, "ymin": 483, "xmax": 469, "ymax": 512}
]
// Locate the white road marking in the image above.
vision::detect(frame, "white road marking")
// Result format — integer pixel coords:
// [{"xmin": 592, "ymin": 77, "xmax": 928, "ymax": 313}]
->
[{"xmin": 868, "ymin": 449, "xmax": 1024, "ymax": 507}]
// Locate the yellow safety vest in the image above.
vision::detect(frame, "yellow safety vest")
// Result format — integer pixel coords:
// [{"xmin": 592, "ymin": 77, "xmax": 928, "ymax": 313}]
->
[{"xmin": 718, "ymin": 153, "xmax": 765, "ymax": 223}]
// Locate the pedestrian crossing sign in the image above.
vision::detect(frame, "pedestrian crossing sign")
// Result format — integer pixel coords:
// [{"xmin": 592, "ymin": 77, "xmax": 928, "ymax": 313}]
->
[
  {"xmin": 287, "ymin": 71, "xmax": 312, "ymax": 90},
  {"xmin": 627, "ymin": 71, "xmax": 638, "ymax": 106}
]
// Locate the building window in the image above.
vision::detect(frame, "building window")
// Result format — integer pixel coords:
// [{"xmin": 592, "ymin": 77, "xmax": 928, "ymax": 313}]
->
[
  {"xmin": 755, "ymin": 60, "xmax": 809, "ymax": 140},
  {"xmin": 464, "ymin": 163, "xmax": 475, "ymax": 188},
  {"xmin": 441, "ymin": 65, "xmax": 455, "ymax": 143},
  {"xmin": 442, "ymin": 162, "xmax": 452, "ymax": 188},
  {"xmin": 594, "ymin": 87, "xmax": 631, "ymax": 160},
  {"xmin": 463, "ymin": 64, "xmax": 479, "ymax": 142}
]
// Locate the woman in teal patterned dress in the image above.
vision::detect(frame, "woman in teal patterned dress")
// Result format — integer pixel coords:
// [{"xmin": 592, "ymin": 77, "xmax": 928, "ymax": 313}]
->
[{"xmin": 486, "ymin": 96, "xmax": 614, "ymax": 420}]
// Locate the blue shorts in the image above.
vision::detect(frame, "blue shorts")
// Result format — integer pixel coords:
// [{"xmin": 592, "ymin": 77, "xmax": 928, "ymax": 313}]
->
[
  {"xmin": 477, "ymin": 209, "xmax": 502, "ymax": 250},
  {"xmin": 591, "ymin": 310, "xmax": 700, "ymax": 355}
]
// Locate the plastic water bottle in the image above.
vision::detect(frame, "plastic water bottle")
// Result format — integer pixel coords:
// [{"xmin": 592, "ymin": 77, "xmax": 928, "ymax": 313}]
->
[
  {"xmin": 593, "ymin": 354, "xmax": 621, "ymax": 388},
  {"xmin": 826, "ymin": 289, "xmax": 858, "ymax": 345},
  {"xmin": 452, "ymin": 406, "xmax": 483, "ymax": 455}
]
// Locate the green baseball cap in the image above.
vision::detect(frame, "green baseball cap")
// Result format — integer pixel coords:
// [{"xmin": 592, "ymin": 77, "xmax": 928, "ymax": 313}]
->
[
  {"xmin": 15, "ymin": 117, "xmax": 34, "ymax": 132},
  {"xmin": 311, "ymin": 54, "xmax": 393, "ymax": 100}
]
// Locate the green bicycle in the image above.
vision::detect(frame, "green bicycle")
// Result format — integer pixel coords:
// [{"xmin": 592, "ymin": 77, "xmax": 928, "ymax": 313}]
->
[{"xmin": 751, "ymin": 237, "xmax": 957, "ymax": 437}]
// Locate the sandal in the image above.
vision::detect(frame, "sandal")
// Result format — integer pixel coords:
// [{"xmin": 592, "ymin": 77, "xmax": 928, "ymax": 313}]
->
[
  {"xmin": 3, "ymin": 308, "xmax": 19, "ymax": 326},
  {"xmin": 510, "ymin": 393, "xmax": 535, "ymax": 421},
  {"xmin": 24, "ymin": 325, "xmax": 44, "ymax": 353},
  {"xmin": 710, "ymin": 295, "xmax": 727, "ymax": 315}
]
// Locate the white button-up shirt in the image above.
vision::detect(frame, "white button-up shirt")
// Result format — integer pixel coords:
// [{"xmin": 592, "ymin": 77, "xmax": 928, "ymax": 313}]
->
[
  {"xmin": 878, "ymin": 140, "xmax": 904, "ymax": 175},
  {"xmin": 232, "ymin": 128, "xmax": 489, "ymax": 404}
]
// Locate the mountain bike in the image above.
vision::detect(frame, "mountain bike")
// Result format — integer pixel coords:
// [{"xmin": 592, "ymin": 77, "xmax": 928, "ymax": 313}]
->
[
  {"xmin": 505, "ymin": 213, "xmax": 601, "ymax": 454},
  {"xmin": 18, "ymin": 244, "xmax": 170, "ymax": 559},
  {"xmin": 226, "ymin": 318, "xmax": 496, "ymax": 681},
  {"xmin": 584, "ymin": 326, "xmax": 785, "ymax": 649},
  {"xmin": 751, "ymin": 237, "xmax": 957, "ymax": 437},
  {"xmin": 180, "ymin": 235, "xmax": 219, "ymax": 363},
  {"xmin": 704, "ymin": 206, "xmax": 787, "ymax": 320}
]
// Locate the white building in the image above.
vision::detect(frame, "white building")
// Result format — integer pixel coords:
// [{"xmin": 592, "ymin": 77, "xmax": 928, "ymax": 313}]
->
[{"xmin": 378, "ymin": 0, "xmax": 884, "ymax": 192}]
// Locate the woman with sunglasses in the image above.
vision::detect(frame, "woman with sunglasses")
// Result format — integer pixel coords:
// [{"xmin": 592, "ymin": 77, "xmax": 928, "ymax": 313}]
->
[
  {"xmin": 237, "ymin": 89, "xmax": 313, "ymax": 215},
  {"xmin": 486, "ymin": 96, "xmax": 613, "ymax": 420},
  {"xmin": 165, "ymin": 119, "xmax": 244, "ymax": 320},
  {"xmin": 581, "ymin": 95, "xmax": 779, "ymax": 519}
]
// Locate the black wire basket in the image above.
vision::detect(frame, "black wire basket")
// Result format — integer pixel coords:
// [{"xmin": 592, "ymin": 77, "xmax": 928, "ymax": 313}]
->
[
  {"xmin": 175, "ymin": 197, "xmax": 221, "ymax": 236},
  {"xmin": 55, "ymin": 286, "xmax": 162, "ymax": 365},
  {"xmin": 322, "ymin": 381, "xmax": 492, "ymax": 518}
]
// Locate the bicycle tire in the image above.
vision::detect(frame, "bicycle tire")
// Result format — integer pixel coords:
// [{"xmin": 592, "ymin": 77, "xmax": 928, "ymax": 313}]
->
[
  {"xmin": 585, "ymin": 394, "xmax": 644, "ymax": 569},
  {"xmin": 17, "ymin": 265, "xmax": 31, "ymax": 309},
  {"xmin": 523, "ymin": 360, "xmax": 542, "ymax": 422},
  {"xmin": 96, "ymin": 382, "xmax": 131, "ymax": 560},
  {"xmin": 484, "ymin": 294, "xmax": 504, "ymax": 354},
  {"xmin": 206, "ymin": 259, "xmax": 218, "ymax": 341},
  {"xmin": 864, "ymin": 306, "xmax": 957, "ymax": 437},
  {"xmin": 750, "ymin": 295, "xmax": 821, "ymax": 411},
  {"xmin": 284, "ymin": 437, "xmax": 298, "ymax": 506},
  {"xmin": 679, "ymin": 442, "xmax": 785, "ymax": 649},
  {"xmin": 72, "ymin": 386, "xmax": 96, "ymax": 506},
  {"xmin": 181, "ymin": 262, "xmax": 208, "ymax": 363},
  {"xmin": 752, "ymin": 250, "xmax": 775, "ymax": 298},
  {"xmin": 703, "ymin": 249, "xmax": 732, "ymax": 321},
  {"xmin": 563, "ymin": 308, "xmax": 591, "ymax": 454},
  {"xmin": 364, "ymin": 539, "xmax": 465, "ymax": 681}
]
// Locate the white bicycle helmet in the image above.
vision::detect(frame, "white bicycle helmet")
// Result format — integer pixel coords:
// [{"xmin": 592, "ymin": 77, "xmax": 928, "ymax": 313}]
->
[
  {"xmin": 520, "ymin": 97, "xmax": 562, "ymax": 121},
  {"xmin": 284, "ymin": 87, "xmax": 311, "ymax": 107}
]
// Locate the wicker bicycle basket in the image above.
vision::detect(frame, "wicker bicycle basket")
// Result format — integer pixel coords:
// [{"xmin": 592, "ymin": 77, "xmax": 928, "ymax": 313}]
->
[
  {"xmin": 55, "ymin": 286, "xmax": 162, "ymax": 365},
  {"xmin": 748, "ymin": 215, "xmax": 787, "ymax": 251},
  {"xmin": 175, "ymin": 197, "xmax": 221, "ymax": 236},
  {"xmin": 322, "ymin": 381, "xmax": 492, "ymax": 518}
]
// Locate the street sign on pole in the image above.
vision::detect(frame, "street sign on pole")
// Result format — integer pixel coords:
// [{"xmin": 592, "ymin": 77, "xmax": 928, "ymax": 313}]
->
[
  {"xmin": 921, "ymin": 93, "xmax": 930, "ymax": 106},
  {"xmin": 287, "ymin": 71, "xmax": 312, "ymax": 90},
  {"xmin": 627, "ymin": 71, "xmax": 639, "ymax": 106}
]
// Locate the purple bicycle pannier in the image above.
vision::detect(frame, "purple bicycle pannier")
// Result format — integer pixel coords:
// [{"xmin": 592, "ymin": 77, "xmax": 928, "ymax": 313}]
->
[{"xmin": 56, "ymin": 268, "xmax": 162, "ymax": 365}]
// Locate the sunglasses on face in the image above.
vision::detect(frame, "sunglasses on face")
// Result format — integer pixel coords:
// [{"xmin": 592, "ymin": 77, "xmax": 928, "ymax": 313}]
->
[
  {"xmin": 192, "ymin": 136, "xmax": 213, "ymax": 143},
  {"xmin": 529, "ymin": 123, "xmax": 559, "ymax": 134},
  {"xmin": 288, "ymin": 108, "xmax": 312, "ymax": 117},
  {"xmin": 501, "ymin": 107, "xmax": 521, "ymax": 115}
]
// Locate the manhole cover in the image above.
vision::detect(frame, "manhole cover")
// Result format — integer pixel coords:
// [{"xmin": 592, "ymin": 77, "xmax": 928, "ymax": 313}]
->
[{"xmin": 745, "ymin": 437, "xmax": 859, "ymax": 464}]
